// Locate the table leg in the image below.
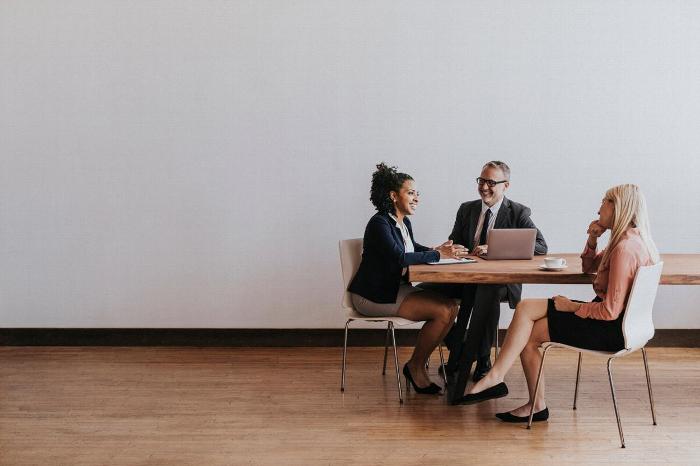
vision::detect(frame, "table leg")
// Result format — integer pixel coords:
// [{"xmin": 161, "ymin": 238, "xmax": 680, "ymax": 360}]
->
[
  {"xmin": 449, "ymin": 345, "xmax": 476, "ymax": 405},
  {"xmin": 449, "ymin": 300, "xmax": 492, "ymax": 405}
]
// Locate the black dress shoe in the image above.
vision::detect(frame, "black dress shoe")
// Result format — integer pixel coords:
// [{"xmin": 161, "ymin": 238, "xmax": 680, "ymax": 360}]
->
[
  {"xmin": 456, "ymin": 382, "xmax": 508, "ymax": 405},
  {"xmin": 472, "ymin": 359, "xmax": 492, "ymax": 382},
  {"xmin": 402, "ymin": 365, "xmax": 442, "ymax": 395},
  {"xmin": 495, "ymin": 407, "xmax": 549, "ymax": 423}
]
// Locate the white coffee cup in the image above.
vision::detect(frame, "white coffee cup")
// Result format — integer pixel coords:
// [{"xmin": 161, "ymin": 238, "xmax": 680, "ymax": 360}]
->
[{"xmin": 544, "ymin": 257, "xmax": 567, "ymax": 268}]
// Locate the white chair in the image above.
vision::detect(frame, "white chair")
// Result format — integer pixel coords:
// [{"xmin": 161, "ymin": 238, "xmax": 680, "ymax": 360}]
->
[
  {"xmin": 339, "ymin": 238, "xmax": 447, "ymax": 404},
  {"xmin": 527, "ymin": 262, "xmax": 664, "ymax": 448}
]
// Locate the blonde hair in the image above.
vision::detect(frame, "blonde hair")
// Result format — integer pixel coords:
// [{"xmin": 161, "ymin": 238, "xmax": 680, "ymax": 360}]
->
[{"xmin": 602, "ymin": 184, "xmax": 660, "ymax": 265}]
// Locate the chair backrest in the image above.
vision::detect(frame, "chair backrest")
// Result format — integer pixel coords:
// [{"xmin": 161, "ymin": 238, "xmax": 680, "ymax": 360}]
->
[
  {"xmin": 622, "ymin": 262, "xmax": 664, "ymax": 351},
  {"xmin": 339, "ymin": 238, "xmax": 363, "ymax": 310}
]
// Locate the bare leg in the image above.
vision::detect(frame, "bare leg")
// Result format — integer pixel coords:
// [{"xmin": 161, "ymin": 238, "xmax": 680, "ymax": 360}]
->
[
  {"xmin": 467, "ymin": 299, "xmax": 548, "ymax": 394},
  {"xmin": 397, "ymin": 291, "xmax": 458, "ymax": 388},
  {"xmin": 508, "ymin": 318, "xmax": 550, "ymax": 416}
]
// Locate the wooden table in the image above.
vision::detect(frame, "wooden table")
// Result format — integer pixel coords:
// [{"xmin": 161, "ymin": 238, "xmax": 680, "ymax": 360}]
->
[
  {"xmin": 409, "ymin": 253, "xmax": 700, "ymax": 404},
  {"xmin": 410, "ymin": 253, "xmax": 700, "ymax": 286}
]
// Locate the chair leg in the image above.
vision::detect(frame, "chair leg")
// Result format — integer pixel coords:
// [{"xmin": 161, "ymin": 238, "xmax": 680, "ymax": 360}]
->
[
  {"xmin": 341, "ymin": 319, "xmax": 351, "ymax": 392},
  {"xmin": 642, "ymin": 348, "xmax": 658, "ymax": 426},
  {"xmin": 573, "ymin": 352, "xmax": 582, "ymax": 410},
  {"xmin": 438, "ymin": 344, "xmax": 447, "ymax": 386},
  {"xmin": 382, "ymin": 323, "xmax": 390, "ymax": 375},
  {"xmin": 607, "ymin": 358, "xmax": 626, "ymax": 448},
  {"xmin": 494, "ymin": 327, "xmax": 499, "ymax": 358},
  {"xmin": 389, "ymin": 322, "xmax": 403, "ymax": 404},
  {"xmin": 528, "ymin": 345, "xmax": 552, "ymax": 429}
]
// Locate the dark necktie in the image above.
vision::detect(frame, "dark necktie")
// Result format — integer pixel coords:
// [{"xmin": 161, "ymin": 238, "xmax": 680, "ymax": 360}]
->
[{"xmin": 478, "ymin": 209, "xmax": 492, "ymax": 246}]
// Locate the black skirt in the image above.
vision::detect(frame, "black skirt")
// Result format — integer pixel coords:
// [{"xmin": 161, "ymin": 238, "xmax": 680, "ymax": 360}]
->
[{"xmin": 546, "ymin": 297, "xmax": 625, "ymax": 352}]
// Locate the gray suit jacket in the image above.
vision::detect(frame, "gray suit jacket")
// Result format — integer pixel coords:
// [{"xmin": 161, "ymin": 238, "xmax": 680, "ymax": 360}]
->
[{"xmin": 448, "ymin": 197, "xmax": 548, "ymax": 308}]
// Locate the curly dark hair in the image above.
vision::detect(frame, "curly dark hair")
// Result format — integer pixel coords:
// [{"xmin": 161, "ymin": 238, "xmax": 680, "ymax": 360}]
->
[{"xmin": 370, "ymin": 163, "xmax": 413, "ymax": 214}]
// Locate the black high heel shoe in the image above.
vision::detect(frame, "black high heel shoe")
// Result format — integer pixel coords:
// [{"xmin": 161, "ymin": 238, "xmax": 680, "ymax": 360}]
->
[{"xmin": 402, "ymin": 364, "xmax": 442, "ymax": 395}]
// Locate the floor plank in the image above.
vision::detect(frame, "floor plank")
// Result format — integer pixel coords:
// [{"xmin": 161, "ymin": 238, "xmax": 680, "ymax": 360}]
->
[{"xmin": 1, "ymin": 347, "xmax": 699, "ymax": 465}]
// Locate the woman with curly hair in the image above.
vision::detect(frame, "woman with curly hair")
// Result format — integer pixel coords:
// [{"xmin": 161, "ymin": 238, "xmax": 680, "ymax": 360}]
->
[
  {"xmin": 461, "ymin": 184, "xmax": 660, "ymax": 422},
  {"xmin": 348, "ymin": 163, "xmax": 468, "ymax": 394}
]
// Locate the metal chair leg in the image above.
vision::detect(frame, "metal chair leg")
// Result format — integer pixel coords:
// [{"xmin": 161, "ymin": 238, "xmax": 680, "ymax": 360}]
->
[
  {"xmin": 389, "ymin": 322, "xmax": 403, "ymax": 404},
  {"xmin": 642, "ymin": 348, "xmax": 657, "ymax": 426},
  {"xmin": 573, "ymin": 352, "xmax": 582, "ymax": 410},
  {"xmin": 528, "ymin": 345, "xmax": 552, "ymax": 429},
  {"xmin": 340, "ymin": 319, "xmax": 352, "ymax": 392},
  {"xmin": 341, "ymin": 319, "xmax": 351, "ymax": 392},
  {"xmin": 438, "ymin": 344, "xmax": 447, "ymax": 386},
  {"xmin": 607, "ymin": 358, "xmax": 625, "ymax": 448},
  {"xmin": 382, "ymin": 323, "xmax": 390, "ymax": 375},
  {"xmin": 494, "ymin": 328, "xmax": 499, "ymax": 358}
]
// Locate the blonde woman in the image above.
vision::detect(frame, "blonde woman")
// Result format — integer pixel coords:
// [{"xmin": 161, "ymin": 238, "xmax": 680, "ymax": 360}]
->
[{"xmin": 460, "ymin": 184, "xmax": 660, "ymax": 422}]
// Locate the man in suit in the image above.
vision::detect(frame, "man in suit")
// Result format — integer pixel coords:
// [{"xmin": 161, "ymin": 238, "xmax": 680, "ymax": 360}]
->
[{"xmin": 420, "ymin": 161, "xmax": 547, "ymax": 381}]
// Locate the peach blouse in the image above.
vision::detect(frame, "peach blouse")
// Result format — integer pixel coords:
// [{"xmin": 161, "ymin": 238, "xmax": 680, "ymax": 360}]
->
[{"xmin": 575, "ymin": 228, "xmax": 653, "ymax": 321}]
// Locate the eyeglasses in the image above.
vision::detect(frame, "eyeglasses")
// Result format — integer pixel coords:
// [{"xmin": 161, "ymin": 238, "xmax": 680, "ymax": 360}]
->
[{"xmin": 476, "ymin": 177, "xmax": 507, "ymax": 187}]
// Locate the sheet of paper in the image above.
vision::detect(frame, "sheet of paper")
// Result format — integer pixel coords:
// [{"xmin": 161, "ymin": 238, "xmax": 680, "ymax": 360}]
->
[{"xmin": 427, "ymin": 258, "xmax": 477, "ymax": 265}]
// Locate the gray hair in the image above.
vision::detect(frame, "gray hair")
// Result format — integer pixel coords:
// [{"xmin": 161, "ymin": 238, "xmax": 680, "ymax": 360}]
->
[{"xmin": 482, "ymin": 160, "xmax": 510, "ymax": 180}]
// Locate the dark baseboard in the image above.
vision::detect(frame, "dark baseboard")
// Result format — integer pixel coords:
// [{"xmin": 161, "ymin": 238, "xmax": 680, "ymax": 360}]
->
[{"xmin": 1, "ymin": 328, "xmax": 699, "ymax": 347}]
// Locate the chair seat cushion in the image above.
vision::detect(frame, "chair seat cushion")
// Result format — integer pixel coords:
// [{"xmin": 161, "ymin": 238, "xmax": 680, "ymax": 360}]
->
[
  {"xmin": 346, "ymin": 310, "xmax": 416, "ymax": 327},
  {"xmin": 541, "ymin": 341, "xmax": 631, "ymax": 358}
]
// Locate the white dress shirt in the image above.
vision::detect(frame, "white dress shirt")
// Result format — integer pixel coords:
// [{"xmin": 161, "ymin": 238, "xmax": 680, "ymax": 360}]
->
[
  {"xmin": 389, "ymin": 213, "xmax": 415, "ymax": 253},
  {"xmin": 473, "ymin": 198, "xmax": 504, "ymax": 246}
]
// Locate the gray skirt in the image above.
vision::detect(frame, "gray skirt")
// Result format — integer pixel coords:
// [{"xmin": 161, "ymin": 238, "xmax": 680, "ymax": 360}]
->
[{"xmin": 350, "ymin": 283, "xmax": 422, "ymax": 317}]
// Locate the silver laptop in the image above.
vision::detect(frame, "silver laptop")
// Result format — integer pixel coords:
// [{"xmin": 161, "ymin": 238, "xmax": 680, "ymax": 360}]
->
[{"xmin": 483, "ymin": 228, "xmax": 537, "ymax": 260}]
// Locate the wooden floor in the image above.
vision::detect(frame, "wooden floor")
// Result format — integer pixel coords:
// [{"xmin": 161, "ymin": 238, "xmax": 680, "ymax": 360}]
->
[{"xmin": 1, "ymin": 347, "xmax": 699, "ymax": 465}]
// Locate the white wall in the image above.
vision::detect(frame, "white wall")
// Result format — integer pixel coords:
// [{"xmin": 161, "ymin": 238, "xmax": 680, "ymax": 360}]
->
[{"xmin": 2, "ymin": 1, "xmax": 699, "ymax": 328}]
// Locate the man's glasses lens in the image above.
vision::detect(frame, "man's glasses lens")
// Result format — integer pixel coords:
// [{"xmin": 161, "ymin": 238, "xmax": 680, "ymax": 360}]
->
[{"xmin": 476, "ymin": 177, "xmax": 505, "ymax": 187}]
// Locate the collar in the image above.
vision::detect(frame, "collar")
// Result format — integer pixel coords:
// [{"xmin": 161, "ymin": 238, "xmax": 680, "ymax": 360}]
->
[
  {"xmin": 481, "ymin": 197, "xmax": 504, "ymax": 216},
  {"xmin": 388, "ymin": 213, "xmax": 403, "ymax": 228}
]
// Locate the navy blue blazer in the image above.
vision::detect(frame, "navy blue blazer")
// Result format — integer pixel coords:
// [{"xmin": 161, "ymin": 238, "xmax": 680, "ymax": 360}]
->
[{"xmin": 348, "ymin": 213, "xmax": 439, "ymax": 304}]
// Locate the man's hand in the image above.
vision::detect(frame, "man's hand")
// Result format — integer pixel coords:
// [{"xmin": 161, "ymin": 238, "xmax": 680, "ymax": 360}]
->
[{"xmin": 471, "ymin": 245, "xmax": 488, "ymax": 257}]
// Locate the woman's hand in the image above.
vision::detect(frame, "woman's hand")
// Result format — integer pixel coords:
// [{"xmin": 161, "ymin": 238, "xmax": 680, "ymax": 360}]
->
[
  {"xmin": 553, "ymin": 295, "xmax": 581, "ymax": 313},
  {"xmin": 587, "ymin": 220, "xmax": 606, "ymax": 237},
  {"xmin": 586, "ymin": 220, "xmax": 607, "ymax": 248},
  {"xmin": 435, "ymin": 240, "xmax": 468, "ymax": 259},
  {"xmin": 471, "ymin": 245, "xmax": 488, "ymax": 257},
  {"xmin": 452, "ymin": 243, "xmax": 469, "ymax": 258}
]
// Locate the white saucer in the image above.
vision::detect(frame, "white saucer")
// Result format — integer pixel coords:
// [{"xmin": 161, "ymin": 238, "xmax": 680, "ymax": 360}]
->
[{"xmin": 538, "ymin": 264, "xmax": 568, "ymax": 271}]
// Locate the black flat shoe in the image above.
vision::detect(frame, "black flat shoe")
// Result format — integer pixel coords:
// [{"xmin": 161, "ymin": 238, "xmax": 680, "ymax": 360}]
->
[
  {"xmin": 403, "ymin": 364, "xmax": 442, "ymax": 395},
  {"xmin": 456, "ymin": 382, "xmax": 508, "ymax": 405},
  {"xmin": 496, "ymin": 407, "xmax": 549, "ymax": 423}
]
